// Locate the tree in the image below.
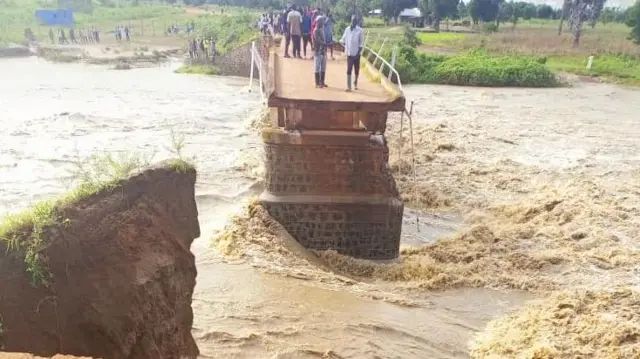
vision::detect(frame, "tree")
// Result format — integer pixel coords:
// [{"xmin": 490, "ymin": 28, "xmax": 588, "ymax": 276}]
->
[
  {"xmin": 567, "ymin": 0, "xmax": 607, "ymax": 46},
  {"xmin": 558, "ymin": 0, "xmax": 571, "ymax": 34},
  {"xmin": 420, "ymin": 0, "xmax": 459, "ymax": 31},
  {"xmin": 627, "ymin": 1, "xmax": 640, "ymax": 44},
  {"xmin": 469, "ymin": 0, "xmax": 480, "ymax": 24},
  {"xmin": 469, "ymin": 0, "xmax": 501, "ymax": 23},
  {"xmin": 588, "ymin": 0, "xmax": 604, "ymax": 27},
  {"xmin": 536, "ymin": 4, "xmax": 554, "ymax": 19},
  {"xmin": 522, "ymin": 3, "xmax": 536, "ymax": 19},
  {"xmin": 457, "ymin": 1, "xmax": 468, "ymax": 18}
]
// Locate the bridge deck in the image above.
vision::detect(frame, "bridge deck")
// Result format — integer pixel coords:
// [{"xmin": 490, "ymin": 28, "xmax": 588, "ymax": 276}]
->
[{"xmin": 267, "ymin": 43, "xmax": 405, "ymax": 112}]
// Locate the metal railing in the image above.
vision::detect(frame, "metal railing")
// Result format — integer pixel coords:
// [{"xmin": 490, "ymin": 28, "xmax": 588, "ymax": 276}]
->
[
  {"xmin": 249, "ymin": 40, "xmax": 267, "ymax": 102},
  {"xmin": 362, "ymin": 35, "xmax": 403, "ymax": 94}
]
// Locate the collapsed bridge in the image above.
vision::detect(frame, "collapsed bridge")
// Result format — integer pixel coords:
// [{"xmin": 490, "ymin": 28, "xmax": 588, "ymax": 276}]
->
[{"xmin": 253, "ymin": 36, "xmax": 408, "ymax": 260}]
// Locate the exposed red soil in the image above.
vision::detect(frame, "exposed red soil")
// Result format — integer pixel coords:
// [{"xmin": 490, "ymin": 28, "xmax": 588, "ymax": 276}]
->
[{"xmin": 0, "ymin": 163, "xmax": 200, "ymax": 359}]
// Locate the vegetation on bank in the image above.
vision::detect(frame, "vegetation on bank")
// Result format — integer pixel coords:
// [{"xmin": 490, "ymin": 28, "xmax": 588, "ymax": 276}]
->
[
  {"xmin": 367, "ymin": 27, "xmax": 558, "ymax": 87},
  {"xmin": 174, "ymin": 64, "xmax": 218, "ymax": 75},
  {"xmin": 365, "ymin": 17, "xmax": 640, "ymax": 86},
  {"xmin": 171, "ymin": 12, "xmax": 259, "ymax": 75},
  {"xmin": 0, "ymin": 152, "xmax": 152, "ymax": 286},
  {"xmin": 0, "ymin": 133, "xmax": 194, "ymax": 287},
  {"xmin": 0, "ymin": 0, "xmax": 260, "ymax": 47}
]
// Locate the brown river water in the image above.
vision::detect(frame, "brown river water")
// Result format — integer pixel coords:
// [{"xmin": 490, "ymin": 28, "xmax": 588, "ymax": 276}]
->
[{"xmin": 1, "ymin": 58, "xmax": 639, "ymax": 358}]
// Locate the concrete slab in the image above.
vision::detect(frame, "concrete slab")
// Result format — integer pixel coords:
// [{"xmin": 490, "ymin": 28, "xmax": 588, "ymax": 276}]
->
[{"xmin": 268, "ymin": 44, "xmax": 405, "ymax": 112}]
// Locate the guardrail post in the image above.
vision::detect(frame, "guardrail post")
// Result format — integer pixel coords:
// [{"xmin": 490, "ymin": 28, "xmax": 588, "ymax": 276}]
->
[
  {"xmin": 249, "ymin": 41, "xmax": 255, "ymax": 92},
  {"xmin": 373, "ymin": 39, "xmax": 386, "ymax": 68},
  {"xmin": 389, "ymin": 46, "xmax": 397, "ymax": 81}
]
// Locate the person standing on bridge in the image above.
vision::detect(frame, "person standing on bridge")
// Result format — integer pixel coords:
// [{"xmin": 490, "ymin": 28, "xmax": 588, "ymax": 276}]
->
[
  {"xmin": 282, "ymin": 7, "xmax": 292, "ymax": 58},
  {"xmin": 324, "ymin": 13, "xmax": 335, "ymax": 60},
  {"xmin": 287, "ymin": 5, "xmax": 302, "ymax": 59},
  {"xmin": 313, "ymin": 16, "xmax": 327, "ymax": 88},
  {"xmin": 301, "ymin": 10, "xmax": 312, "ymax": 58},
  {"xmin": 340, "ymin": 15, "xmax": 364, "ymax": 91}
]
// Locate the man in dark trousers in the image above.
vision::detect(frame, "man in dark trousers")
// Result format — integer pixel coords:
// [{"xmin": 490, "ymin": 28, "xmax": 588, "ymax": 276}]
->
[
  {"xmin": 301, "ymin": 9, "xmax": 312, "ymax": 58},
  {"xmin": 339, "ymin": 15, "xmax": 364, "ymax": 91},
  {"xmin": 313, "ymin": 16, "xmax": 327, "ymax": 88},
  {"xmin": 282, "ymin": 7, "xmax": 292, "ymax": 58},
  {"xmin": 287, "ymin": 5, "xmax": 302, "ymax": 58}
]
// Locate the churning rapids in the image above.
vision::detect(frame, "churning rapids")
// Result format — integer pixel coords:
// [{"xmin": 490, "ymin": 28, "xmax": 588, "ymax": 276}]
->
[{"xmin": 2, "ymin": 58, "xmax": 640, "ymax": 358}]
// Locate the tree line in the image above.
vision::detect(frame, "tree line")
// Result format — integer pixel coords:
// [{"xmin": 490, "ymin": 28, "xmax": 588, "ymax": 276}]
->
[{"xmin": 90, "ymin": 0, "xmax": 640, "ymax": 46}]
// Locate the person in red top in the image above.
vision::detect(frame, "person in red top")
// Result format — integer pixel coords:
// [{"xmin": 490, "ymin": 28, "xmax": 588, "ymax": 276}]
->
[{"xmin": 310, "ymin": 9, "xmax": 320, "ymax": 48}]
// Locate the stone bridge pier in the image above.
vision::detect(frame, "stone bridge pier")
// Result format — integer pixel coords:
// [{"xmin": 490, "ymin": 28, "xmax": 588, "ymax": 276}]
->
[{"xmin": 259, "ymin": 45, "xmax": 406, "ymax": 260}]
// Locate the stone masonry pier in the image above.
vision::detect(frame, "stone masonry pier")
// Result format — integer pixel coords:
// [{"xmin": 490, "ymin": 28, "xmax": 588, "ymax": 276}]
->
[{"xmin": 259, "ymin": 41, "xmax": 406, "ymax": 260}]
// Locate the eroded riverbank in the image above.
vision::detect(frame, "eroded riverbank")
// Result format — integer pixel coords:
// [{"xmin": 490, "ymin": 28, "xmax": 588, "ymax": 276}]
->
[{"xmin": 1, "ymin": 58, "xmax": 639, "ymax": 358}]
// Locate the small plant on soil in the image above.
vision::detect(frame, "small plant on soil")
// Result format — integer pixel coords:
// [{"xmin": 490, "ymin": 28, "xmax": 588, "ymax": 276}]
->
[{"xmin": 167, "ymin": 129, "xmax": 196, "ymax": 173}]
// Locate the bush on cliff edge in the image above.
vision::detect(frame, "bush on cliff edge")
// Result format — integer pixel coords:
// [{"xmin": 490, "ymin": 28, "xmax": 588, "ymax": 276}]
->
[{"xmin": 0, "ymin": 133, "xmax": 194, "ymax": 287}]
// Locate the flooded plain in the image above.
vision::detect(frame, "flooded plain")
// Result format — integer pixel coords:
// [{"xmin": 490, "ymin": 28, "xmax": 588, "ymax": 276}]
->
[{"xmin": 1, "ymin": 58, "xmax": 639, "ymax": 358}]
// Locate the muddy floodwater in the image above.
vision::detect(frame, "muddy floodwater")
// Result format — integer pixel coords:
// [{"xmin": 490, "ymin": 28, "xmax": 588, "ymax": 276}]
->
[{"xmin": 2, "ymin": 58, "xmax": 639, "ymax": 358}]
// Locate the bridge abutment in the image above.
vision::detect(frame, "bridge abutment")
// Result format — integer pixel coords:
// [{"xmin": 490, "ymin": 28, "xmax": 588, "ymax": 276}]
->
[{"xmin": 259, "ymin": 112, "xmax": 404, "ymax": 260}]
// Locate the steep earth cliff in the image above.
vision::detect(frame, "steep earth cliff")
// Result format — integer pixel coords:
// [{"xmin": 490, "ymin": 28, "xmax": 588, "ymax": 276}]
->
[{"xmin": 0, "ymin": 162, "xmax": 200, "ymax": 359}]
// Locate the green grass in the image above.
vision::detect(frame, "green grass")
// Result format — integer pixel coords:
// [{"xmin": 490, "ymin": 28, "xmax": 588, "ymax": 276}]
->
[
  {"xmin": 174, "ymin": 64, "xmax": 218, "ymax": 75},
  {"xmin": 417, "ymin": 31, "xmax": 467, "ymax": 46},
  {"xmin": 166, "ymin": 129, "xmax": 196, "ymax": 172},
  {"xmin": 193, "ymin": 13, "xmax": 259, "ymax": 53},
  {"xmin": 0, "ymin": 1, "xmax": 260, "ymax": 47},
  {"xmin": 363, "ymin": 19, "xmax": 640, "ymax": 86},
  {"xmin": 431, "ymin": 51, "xmax": 558, "ymax": 87},
  {"xmin": 370, "ymin": 46, "xmax": 558, "ymax": 87},
  {"xmin": 547, "ymin": 54, "xmax": 640, "ymax": 85},
  {"xmin": 0, "ymin": 2, "xmax": 180, "ymax": 45}
]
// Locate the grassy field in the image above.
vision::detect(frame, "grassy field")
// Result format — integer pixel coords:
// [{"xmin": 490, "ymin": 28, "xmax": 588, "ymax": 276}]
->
[
  {"xmin": 366, "ymin": 19, "xmax": 640, "ymax": 86},
  {"xmin": 0, "ymin": 1, "xmax": 260, "ymax": 50}
]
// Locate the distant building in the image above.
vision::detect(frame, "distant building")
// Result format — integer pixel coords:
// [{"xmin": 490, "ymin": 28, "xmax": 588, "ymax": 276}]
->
[{"xmin": 398, "ymin": 7, "xmax": 424, "ymax": 27}]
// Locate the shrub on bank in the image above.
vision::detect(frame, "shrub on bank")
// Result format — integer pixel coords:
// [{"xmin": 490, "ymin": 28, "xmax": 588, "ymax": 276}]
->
[
  {"xmin": 174, "ymin": 64, "xmax": 218, "ymax": 75},
  {"xmin": 373, "ymin": 46, "xmax": 559, "ymax": 87},
  {"xmin": 435, "ymin": 51, "xmax": 558, "ymax": 87}
]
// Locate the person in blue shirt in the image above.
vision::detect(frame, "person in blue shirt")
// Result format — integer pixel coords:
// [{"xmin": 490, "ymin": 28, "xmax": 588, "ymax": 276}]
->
[
  {"xmin": 324, "ymin": 13, "xmax": 334, "ymax": 60},
  {"xmin": 301, "ymin": 10, "xmax": 312, "ymax": 58}
]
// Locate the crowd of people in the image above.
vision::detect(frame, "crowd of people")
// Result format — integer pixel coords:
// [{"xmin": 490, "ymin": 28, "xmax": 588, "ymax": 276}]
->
[
  {"xmin": 48, "ymin": 27, "xmax": 101, "ymax": 45},
  {"xmin": 188, "ymin": 37, "xmax": 218, "ymax": 61},
  {"xmin": 263, "ymin": 6, "xmax": 364, "ymax": 91},
  {"xmin": 114, "ymin": 26, "xmax": 131, "ymax": 42},
  {"xmin": 167, "ymin": 21, "xmax": 196, "ymax": 36}
]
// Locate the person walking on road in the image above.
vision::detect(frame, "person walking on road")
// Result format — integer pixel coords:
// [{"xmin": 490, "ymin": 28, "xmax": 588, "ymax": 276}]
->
[
  {"xmin": 340, "ymin": 15, "xmax": 364, "ymax": 91},
  {"xmin": 287, "ymin": 5, "xmax": 302, "ymax": 59},
  {"xmin": 313, "ymin": 16, "xmax": 327, "ymax": 88}
]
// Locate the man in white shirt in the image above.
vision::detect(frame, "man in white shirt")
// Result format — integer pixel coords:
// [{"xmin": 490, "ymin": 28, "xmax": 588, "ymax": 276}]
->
[{"xmin": 340, "ymin": 15, "xmax": 364, "ymax": 91}]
